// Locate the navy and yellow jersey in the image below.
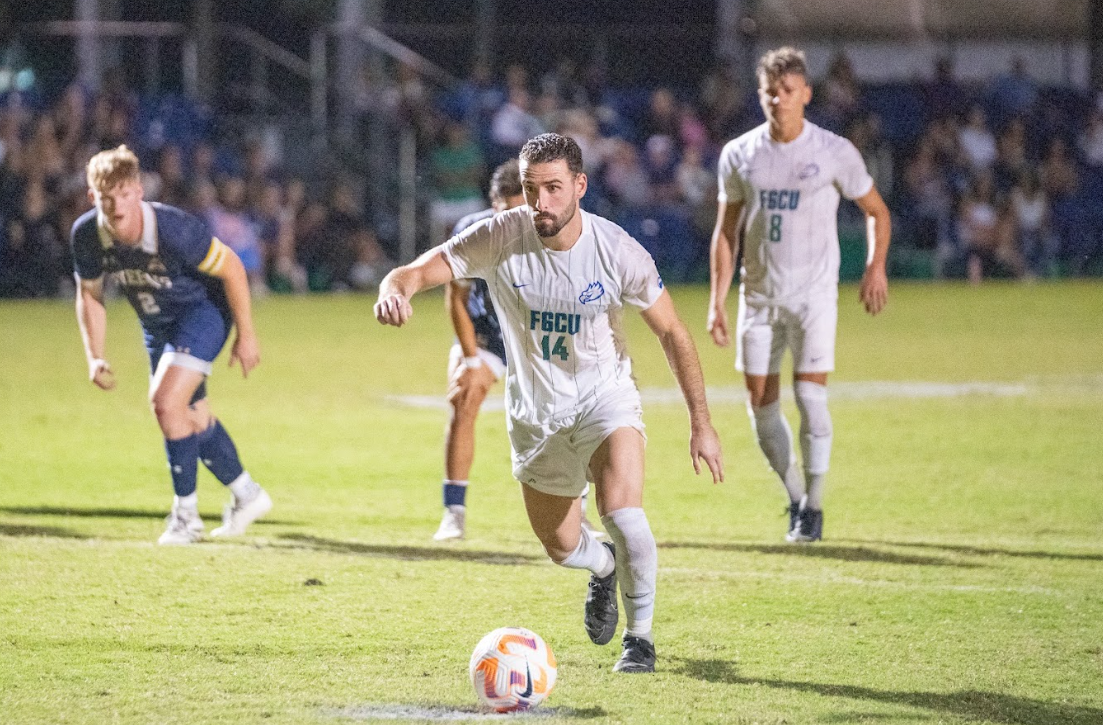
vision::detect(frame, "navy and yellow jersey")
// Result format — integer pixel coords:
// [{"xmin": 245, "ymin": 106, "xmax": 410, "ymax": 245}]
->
[
  {"xmin": 452, "ymin": 208, "xmax": 506, "ymax": 364},
  {"xmin": 70, "ymin": 202, "xmax": 233, "ymax": 335}
]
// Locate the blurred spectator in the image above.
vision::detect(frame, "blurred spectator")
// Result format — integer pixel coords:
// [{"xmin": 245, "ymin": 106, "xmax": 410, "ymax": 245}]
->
[
  {"xmin": 821, "ymin": 52, "xmax": 861, "ymax": 131},
  {"xmin": 0, "ymin": 174, "xmax": 66, "ymax": 297},
  {"xmin": 1009, "ymin": 170, "xmax": 1058, "ymax": 278},
  {"xmin": 958, "ymin": 105, "xmax": 997, "ymax": 173},
  {"xmin": 429, "ymin": 121, "xmax": 486, "ymax": 243},
  {"xmin": 640, "ymin": 88, "xmax": 680, "ymax": 142},
  {"xmin": 676, "ymin": 144, "xmax": 716, "ymax": 242},
  {"xmin": 926, "ymin": 56, "xmax": 967, "ymax": 121},
  {"xmin": 643, "ymin": 135, "xmax": 680, "ymax": 206},
  {"xmin": 490, "ymin": 87, "xmax": 545, "ymax": 160},
  {"xmin": 150, "ymin": 144, "xmax": 189, "ymax": 208},
  {"xmin": 296, "ymin": 179, "xmax": 392, "ymax": 291},
  {"xmin": 1079, "ymin": 109, "xmax": 1103, "ymax": 168},
  {"xmin": 990, "ymin": 58, "xmax": 1038, "ymax": 123},
  {"xmin": 958, "ymin": 173, "xmax": 1022, "ymax": 283},
  {"xmin": 847, "ymin": 114, "xmax": 894, "ymax": 199},
  {"xmin": 993, "ymin": 118, "xmax": 1030, "ymax": 194},
  {"xmin": 902, "ymin": 136, "xmax": 954, "ymax": 271},
  {"xmin": 206, "ymin": 176, "xmax": 267, "ymax": 294},
  {"xmin": 602, "ymin": 139, "xmax": 651, "ymax": 209}
]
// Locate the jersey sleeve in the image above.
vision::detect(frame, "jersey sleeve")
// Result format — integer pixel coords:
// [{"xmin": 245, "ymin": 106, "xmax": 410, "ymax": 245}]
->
[
  {"xmin": 69, "ymin": 216, "xmax": 104, "ymax": 280},
  {"xmin": 620, "ymin": 236, "xmax": 665, "ymax": 310},
  {"xmin": 716, "ymin": 141, "xmax": 745, "ymax": 204},
  {"xmin": 161, "ymin": 209, "xmax": 230, "ymax": 275},
  {"xmin": 833, "ymin": 139, "xmax": 875, "ymax": 200},
  {"xmin": 441, "ymin": 216, "xmax": 496, "ymax": 281}
]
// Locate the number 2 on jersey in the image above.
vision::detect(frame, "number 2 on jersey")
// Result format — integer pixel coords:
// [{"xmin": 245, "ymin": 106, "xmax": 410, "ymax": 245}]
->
[
  {"xmin": 768, "ymin": 213, "xmax": 782, "ymax": 242},
  {"xmin": 540, "ymin": 334, "xmax": 569, "ymax": 361}
]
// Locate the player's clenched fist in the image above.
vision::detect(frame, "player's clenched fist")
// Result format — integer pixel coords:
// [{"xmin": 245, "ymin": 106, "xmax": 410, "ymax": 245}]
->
[
  {"xmin": 89, "ymin": 358, "xmax": 116, "ymax": 390},
  {"xmin": 374, "ymin": 294, "xmax": 413, "ymax": 326}
]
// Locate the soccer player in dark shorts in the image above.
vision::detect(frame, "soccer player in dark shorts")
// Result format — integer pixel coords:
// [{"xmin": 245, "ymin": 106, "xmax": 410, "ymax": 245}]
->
[{"xmin": 71, "ymin": 145, "xmax": 272, "ymax": 545}]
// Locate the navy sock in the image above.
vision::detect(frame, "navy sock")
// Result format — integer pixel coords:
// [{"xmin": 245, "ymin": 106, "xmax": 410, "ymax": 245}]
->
[
  {"xmin": 443, "ymin": 481, "xmax": 467, "ymax": 507},
  {"xmin": 164, "ymin": 434, "xmax": 199, "ymax": 497},
  {"xmin": 196, "ymin": 420, "xmax": 245, "ymax": 486}
]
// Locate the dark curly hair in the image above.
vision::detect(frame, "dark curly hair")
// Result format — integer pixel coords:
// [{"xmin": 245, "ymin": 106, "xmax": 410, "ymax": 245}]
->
[{"xmin": 518, "ymin": 133, "xmax": 584, "ymax": 175}]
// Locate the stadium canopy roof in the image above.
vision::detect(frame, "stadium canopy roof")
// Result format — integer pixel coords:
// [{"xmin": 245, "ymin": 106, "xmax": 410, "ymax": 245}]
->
[{"xmin": 754, "ymin": 0, "xmax": 1088, "ymax": 41}]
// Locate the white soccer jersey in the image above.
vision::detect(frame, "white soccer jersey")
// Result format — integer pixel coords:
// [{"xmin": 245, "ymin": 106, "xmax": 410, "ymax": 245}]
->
[
  {"xmin": 718, "ymin": 121, "xmax": 873, "ymax": 304},
  {"xmin": 442, "ymin": 207, "xmax": 664, "ymax": 425}
]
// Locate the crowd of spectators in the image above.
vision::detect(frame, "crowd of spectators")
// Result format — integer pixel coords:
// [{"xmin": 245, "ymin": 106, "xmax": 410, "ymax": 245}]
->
[{"xmin": 2, "ymin": 51, "xmax": 1103, "ymax": 300}]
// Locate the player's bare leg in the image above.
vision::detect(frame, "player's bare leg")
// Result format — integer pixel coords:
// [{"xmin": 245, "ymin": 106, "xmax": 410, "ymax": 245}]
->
[
  {"xmin": 790, "ymin": 371, "xmax": 829, "ymax": 542},
  {"xmin": 591, "ymin": 428, "xmax": 657, "ymax": 672},
  {"xmin": 437, "ymin": 356, "xmax": 489, "ymax": 540},
  {"xmin": 746, "ymin": 372, "xmax": 806, "ymax": 537},
  {"xmin": 522, "ymin": 484, "xmax": 618, "ymax": 645}
]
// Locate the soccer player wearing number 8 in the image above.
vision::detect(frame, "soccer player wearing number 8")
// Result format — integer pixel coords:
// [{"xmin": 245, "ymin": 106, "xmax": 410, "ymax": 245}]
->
[
  {"xmin": 376, "ymin": 134, "xmax": 724, "ymax": 673},
  {"xmin": 707, "ymin": 47, "xmax": 891, "ymax": 543},
  {"xmin": 70, "ymin": 146, "xmax": 272, "ymax": 545}
]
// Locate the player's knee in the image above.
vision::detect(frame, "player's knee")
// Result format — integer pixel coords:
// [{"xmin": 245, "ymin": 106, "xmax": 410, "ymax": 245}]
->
[
  {"xmin": 542, "ymin": 532, "xmax": 580, "ymax": 565},
  {"xmin": 451, "ymin": 391, "xmax": 484, "ymax": 421},
  {"xmin": 794, "ymin": 380, "xmax": 832, "ymax": 437}
]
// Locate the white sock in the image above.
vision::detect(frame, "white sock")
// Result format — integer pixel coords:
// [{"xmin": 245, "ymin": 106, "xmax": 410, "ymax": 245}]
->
[
  {"xmin": 748, "ymin": 400, "xmax": 804, "ymax": 504},
  {"xmin": 601, "ymin": 507, "xmax": 656, "ymax": 642},
  {"xmin": 228, "ymin": 472, "xmax": 261, "ymax": 502},
  {"xmin": 559, "ymin": 525, "xmax": 614, "ymax": 578},
  {"xmin": 173, "ymin": 492, "xmax": 198, "ymax": 514},
  {"xmin": 794, "ymin": 381, "xmax": 832, "ymax": 510}
]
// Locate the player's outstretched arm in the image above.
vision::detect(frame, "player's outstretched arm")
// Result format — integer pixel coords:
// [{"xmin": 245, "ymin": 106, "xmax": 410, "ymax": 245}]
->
[
  {"xmin": 375, "ymin": 248, "xmax": 455, "ymax": 327},
  {"xmin": 855, "ymin": 187, "xmax": 891, "ymax": 316},
  {"xmin": 707, "ymin": 200, "xmax": 744, "ymax": 347},
  {"xmin": 641, "ymin": 291, "xmax": 725, "ymax": 484},
  {"xmin": 75, "ymin": 275, "xmax": 116, "ymax": 390},
  {"xmin": 209, "ymin": 246, "xmax": 260, "ymax": 377}
]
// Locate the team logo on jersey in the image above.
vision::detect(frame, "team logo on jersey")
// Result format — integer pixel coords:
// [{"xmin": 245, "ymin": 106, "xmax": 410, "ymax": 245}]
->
[
  {"xmin": 579, "ymin": 281, "xmax": 605, "ymax": 304},
  {"xmin": 798, "ymin": 163, "xmax": 820, "ymax": 180}
]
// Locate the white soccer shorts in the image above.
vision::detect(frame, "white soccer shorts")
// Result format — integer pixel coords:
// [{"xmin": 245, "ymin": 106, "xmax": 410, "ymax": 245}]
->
[
  {"xmin": 736, "ymin": 295, "xmax": 838, "ymax": 376},
  {"xmin": 508, "ymin": 385, "xmax": 647, "ymax": 498}
]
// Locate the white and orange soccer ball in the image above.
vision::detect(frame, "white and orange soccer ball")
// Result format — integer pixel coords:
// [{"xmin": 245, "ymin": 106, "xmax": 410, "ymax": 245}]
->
[{"xmin": 468, "ymin": 627, "xmax": 557, "ymax": 712}]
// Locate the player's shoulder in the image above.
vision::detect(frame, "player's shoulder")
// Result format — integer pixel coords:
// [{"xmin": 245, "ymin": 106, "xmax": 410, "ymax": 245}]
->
[
  {"xmin": 70, "ymin": 208, "xmax": 98, "ymax": 240},
  {"xmin": 586, "ymin": 211, "xmax": 652, "ymax": 262},
  {"xmin": 805, "ymin": 121, "xmax": 859, "ymax": 153},
  {"xmin": 484, "ymin": 206, "xmax": 531, "ymax": 243},
  {"xmin": 151, "ymin": 202, "xmax": 210, "ymax": 244},
  {"xmin": 722, "ymin": 123, "xmax": 769, "ymax": 154}
]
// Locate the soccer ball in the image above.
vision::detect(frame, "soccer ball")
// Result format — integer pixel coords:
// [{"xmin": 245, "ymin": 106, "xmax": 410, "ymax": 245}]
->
[{"xmin": 469, "ymin": 627, "xmax": 557, "ymax": 712}]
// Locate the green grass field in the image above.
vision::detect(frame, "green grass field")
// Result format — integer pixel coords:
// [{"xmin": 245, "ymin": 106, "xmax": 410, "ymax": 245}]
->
[{"xmin": 2, "ymin": 282, "xmax": 1102, "ymax": 725}]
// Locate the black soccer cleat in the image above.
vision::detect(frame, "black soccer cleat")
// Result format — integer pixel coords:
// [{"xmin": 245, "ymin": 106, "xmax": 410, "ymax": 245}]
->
[
  {"xmin": 584, "ymin": 542, "xmax": 618, "ymax": 645},
  {"xmin": 786, "ymin": 501, "xmax": 801, "ymax": 540},
  {"xmin": 788, "ymin": 507, "xmax": 823, "ymax": 543},
  {"xmin": 613, "ymin": 635, "xmax": 656, "ymax": 673}
]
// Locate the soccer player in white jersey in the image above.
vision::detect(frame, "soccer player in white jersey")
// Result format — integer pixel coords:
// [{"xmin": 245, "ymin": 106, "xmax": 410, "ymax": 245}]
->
[
  {"xmin": 377, "ymin": 133, "xmax": 724, "ymax": 673},
  {"xmin": 707, "ymin": 47, "xmax": 891, "ymax": 542}
]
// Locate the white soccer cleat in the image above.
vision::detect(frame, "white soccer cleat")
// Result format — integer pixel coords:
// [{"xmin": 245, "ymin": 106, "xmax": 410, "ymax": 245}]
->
[
  {"xmin": 158, "ymin": 508, "xmax": 204, "ymax": 545},
  {"xmin": 211, "ymin": 489, "xmax": 273, "ymax": 538},
  {"xmin": 433, "ymin": 505, "xmax": 466, "ymax": 541}
]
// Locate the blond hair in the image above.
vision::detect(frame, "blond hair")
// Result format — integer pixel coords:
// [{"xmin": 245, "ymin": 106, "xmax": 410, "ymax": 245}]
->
[
  {"xmin": 757, "ymin": 46, "xmax": 808, "ymax": 85},
  {"xmin": 86, "ymin": 144, "xmax": 140, "ymax": 192}
]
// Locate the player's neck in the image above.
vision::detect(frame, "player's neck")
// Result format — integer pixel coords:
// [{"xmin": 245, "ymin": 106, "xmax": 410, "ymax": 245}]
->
[
  {"xmin": 106, "ymin": 217, "xmax": 144, "ymax": 246},
  {"xmin": 768, "ymin": 117, "xmax": 805, "ymax": 144}
]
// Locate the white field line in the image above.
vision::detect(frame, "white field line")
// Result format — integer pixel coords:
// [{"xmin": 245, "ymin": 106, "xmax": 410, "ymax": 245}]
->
[
  {"xmin": 386, "ymin": 380, "xmax": 1038, "ymax": 412},
  {"xmin": 660, "ymin": 566, "xmax": 1059, "ymax": 596}
]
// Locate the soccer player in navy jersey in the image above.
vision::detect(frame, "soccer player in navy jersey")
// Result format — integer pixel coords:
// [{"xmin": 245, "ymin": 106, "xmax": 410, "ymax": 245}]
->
[
  {"xmin": 71, "ymin": 145, "xmax": 272, "ymax": 545},
  {"xmin": 435, "ymin": 160, "xmax": 524, "ymax": 540}
]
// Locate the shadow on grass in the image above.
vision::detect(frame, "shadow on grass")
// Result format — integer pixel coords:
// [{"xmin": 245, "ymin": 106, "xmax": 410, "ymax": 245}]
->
[
  {"xmin": 838, "ymin": 538, "xmax": 1103, "ymax": 563},
  {"xmin": 277, "ymin": 533, "xmax": 542, "ymax": 566},
  {"xmin": 675, "ymin": 658, "xmax": 1103, "ymax": 725},
  {"xmin": 659, "ymin": 541, "xmax": 981, "ymax": 568},
  {"xmin": 0, "ymin": 505, "xmax": 298, "ymax": 526},
  {"xmin": 0, "ymin": 522, "xmax": 88, "ymax": 539}
]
